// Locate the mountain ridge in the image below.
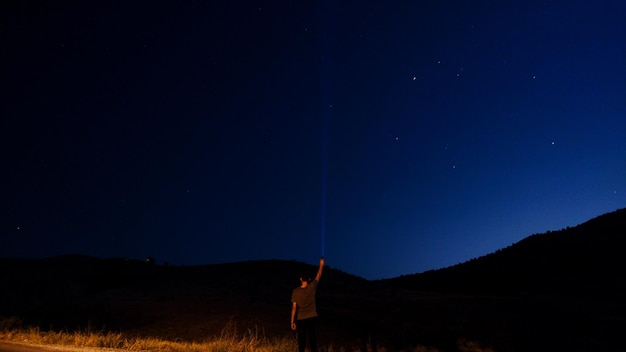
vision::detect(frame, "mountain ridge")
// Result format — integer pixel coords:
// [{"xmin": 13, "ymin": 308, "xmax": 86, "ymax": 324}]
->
[
  {"xmin": 384, "ymin": 207, "xmax": 626, "ymax": 295},
  {"xmin": 2, "ymin": 208, "xmax": 625, "ymax": 350}
]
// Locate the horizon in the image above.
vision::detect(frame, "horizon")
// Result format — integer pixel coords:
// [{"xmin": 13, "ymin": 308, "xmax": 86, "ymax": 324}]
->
[{"xmin": 5, "ymin": 207, "xmax": 624, "ymax": 280}]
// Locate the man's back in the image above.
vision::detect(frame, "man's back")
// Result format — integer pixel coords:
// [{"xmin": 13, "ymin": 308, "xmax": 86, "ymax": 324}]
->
[{"xmin": 291, "ymin": 279, "xmax": 318, "ymax": 320}]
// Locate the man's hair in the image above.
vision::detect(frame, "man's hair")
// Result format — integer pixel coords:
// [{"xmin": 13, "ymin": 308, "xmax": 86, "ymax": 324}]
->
[{"xmin": 299, "ymin": 271, "xmax": 313, "ymax": 283}]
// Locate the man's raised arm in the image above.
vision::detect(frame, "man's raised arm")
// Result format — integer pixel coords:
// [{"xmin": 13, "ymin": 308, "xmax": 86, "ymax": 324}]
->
[{"xmin": 315, "ymin": 256, "xmax": 324, "ymax": 282}]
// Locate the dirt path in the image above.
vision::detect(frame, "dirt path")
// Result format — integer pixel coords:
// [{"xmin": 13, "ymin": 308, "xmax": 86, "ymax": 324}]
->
[
  {"xmin": 0, "ymin": 342, "xmax": 114, "ymax": 352},
  {"xmin": 0, "ymin": 342, "xmax": 55, "ymax": 352}
]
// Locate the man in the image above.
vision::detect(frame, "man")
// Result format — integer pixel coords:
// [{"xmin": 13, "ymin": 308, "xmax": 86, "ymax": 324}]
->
[{"xmin": 291, "ymin": 256, "xmax": 324, "ymax": 352}]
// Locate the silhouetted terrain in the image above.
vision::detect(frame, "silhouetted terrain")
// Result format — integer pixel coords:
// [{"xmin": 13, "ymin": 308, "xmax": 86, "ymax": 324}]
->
[
  {"xmin": 386, "ymin": 208, "xmax": 626, "ymax": 296},
  {"xmin": 2, "ymin": 208, "xmax": 625, "ymax": 351}
]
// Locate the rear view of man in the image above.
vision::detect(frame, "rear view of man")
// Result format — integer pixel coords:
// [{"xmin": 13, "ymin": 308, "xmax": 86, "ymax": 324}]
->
[{"xmin": 291, "ymin": 257, "xmax": 324, "ymax": 352}]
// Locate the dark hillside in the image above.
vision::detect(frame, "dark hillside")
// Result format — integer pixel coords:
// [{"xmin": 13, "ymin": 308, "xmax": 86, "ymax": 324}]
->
[
  {"xmin": 386, "ymin": 208, "xmax": 626, "ymax": 295},
  {"xmin": 2, "ymin": 208, "xmax": 625, "ymax": 351},
  {"xmin": 0, "ymin": 256, "xmax": 372, "ymax": 344}
]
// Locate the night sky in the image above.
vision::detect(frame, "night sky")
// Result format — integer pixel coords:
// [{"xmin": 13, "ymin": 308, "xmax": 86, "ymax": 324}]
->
[{"xmin": 2, "ymin": 1, "xmax": 624, "ymax": 279}]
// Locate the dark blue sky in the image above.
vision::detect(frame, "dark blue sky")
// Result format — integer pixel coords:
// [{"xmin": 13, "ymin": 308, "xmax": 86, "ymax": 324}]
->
[{"xmin": 2, "ymin": 1, "xmax": 624, "ymax": 279}]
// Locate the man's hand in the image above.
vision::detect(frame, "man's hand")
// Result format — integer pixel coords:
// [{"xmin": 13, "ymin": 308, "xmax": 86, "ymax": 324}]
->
[
  {"xmin": 290, "ymin": 301, "xmax": 297, "ymax": 331},
  {"xmin": 315, "ymin": 256, "xmax": 324, "ymax": 282}
]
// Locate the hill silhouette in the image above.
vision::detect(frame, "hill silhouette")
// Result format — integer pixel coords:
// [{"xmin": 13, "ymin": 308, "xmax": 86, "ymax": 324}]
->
[
  {"xmin": 1, "ymin": 208, "xmax": 625, "ymax": 351},
  {"xmin": 1, "ymin": 256, "xmax": 372, "ymax": 346},
  {"xmin": 386, "ymin": 207, "xmax": 626, "ymax": 295}
]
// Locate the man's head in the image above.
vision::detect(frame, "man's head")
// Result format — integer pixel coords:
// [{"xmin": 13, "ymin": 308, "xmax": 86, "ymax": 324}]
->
[{"xmin": 299, "ymin": 271, "xmax": 313, "ymax": 284}]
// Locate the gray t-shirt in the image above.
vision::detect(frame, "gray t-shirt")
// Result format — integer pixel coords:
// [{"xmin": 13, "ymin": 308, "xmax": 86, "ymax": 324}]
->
[{"xmin": 291, "ymin": 280, "xmax": 319, "ymax": 320}]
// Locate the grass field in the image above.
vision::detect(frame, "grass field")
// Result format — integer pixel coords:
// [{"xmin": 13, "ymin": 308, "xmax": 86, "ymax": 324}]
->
[
  {"xmin": 0, "ymin": 317, "xmax": 493, "ymax": 352},
  {"xmin": 1, "ymin": 319, "xmax": 291, "ymax": 352},
  {"xmin": 3, "ymin": 247, "xmax": 624, "ymax": 351}
]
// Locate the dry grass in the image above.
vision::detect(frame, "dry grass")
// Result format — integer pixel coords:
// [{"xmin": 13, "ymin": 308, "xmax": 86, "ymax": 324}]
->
[
  {"xmin": 1, "ymin": 317, "xmax": 497, "ymax": 352},
  {"xmin": 0, "ymin": 317, "xmax": 454, "ymax": 352},
  {"xmin": 0, "ymin": 317, "xmax": 289, "ymax": 352}
]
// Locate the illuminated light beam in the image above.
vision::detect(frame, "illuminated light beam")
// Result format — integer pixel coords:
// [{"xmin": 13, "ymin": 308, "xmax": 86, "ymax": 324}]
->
[{"xmin": 318, "ymin": 0, "xmax": 335, "ymax": 257}]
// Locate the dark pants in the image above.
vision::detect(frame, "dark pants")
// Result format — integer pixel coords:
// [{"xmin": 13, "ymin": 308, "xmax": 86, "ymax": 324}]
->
[{"xmin": 296, "ymin": 317, "xmax": 317, "ymax": 352}]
